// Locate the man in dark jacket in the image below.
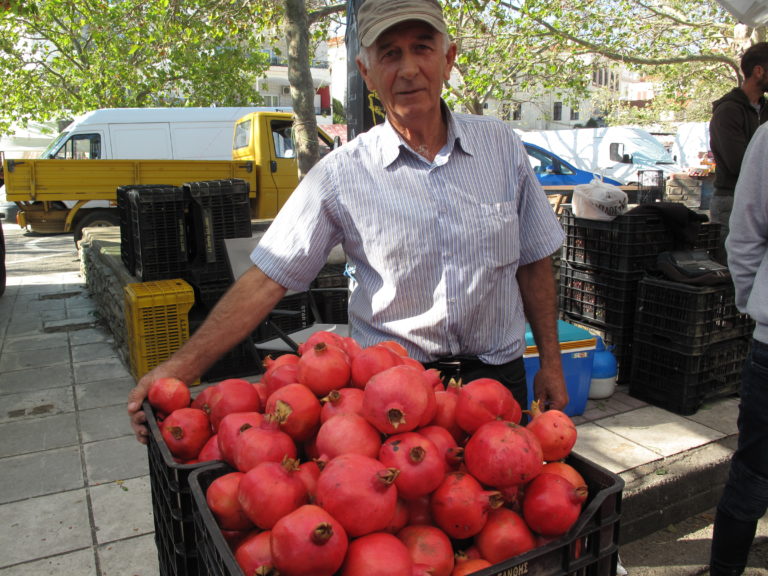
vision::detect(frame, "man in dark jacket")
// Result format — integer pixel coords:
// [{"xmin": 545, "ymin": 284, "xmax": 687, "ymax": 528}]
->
[{"xmin": 709, "ymin": 42, "xmax": 768, "ymax": 249}]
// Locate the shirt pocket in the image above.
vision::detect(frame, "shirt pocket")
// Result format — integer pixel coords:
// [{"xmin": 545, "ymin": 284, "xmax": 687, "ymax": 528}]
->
[{"xmin": 465, "ymin": 201, "xmax": 519, "ymax": 267}]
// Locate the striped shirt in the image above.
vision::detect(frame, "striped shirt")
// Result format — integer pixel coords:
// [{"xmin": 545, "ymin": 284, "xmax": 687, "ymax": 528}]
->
[{"xmin": 251, "ymin": 108, "xmax": 564, "ymax": 364}]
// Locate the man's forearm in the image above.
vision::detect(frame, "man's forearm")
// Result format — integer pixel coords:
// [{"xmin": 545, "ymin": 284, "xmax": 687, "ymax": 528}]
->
[
  {"xmin": 517, "ymin": 256, "xmax": 562, "ymax": 372},
  {"xmin": 164, "ymin": 266, "xmax": 287, "ymax": 384}
]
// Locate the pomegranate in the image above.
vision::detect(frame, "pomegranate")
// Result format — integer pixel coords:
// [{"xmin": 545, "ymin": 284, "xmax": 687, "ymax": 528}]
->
[
  {"xmin": 297, "ymin": 342, "xmax": 352, "ymax": 395},
  {"xmin": 404, "ymin": 495, "xmax": 433, "ymax": 526},
  {"xmin": 349, "ymin": 344, "xmax": 402, "ymax": 388},
  {"xmin": 455, "ymin": 378, "xmax": 522, "ymax": 433},
  {"xmin": 463, "ymin": 420, "xmax": 543, "ymax": 488},
  {"xmin": 315, "ymin": 412, "xmax": 383, "ymax": 461},
  {"xmin": 378, "ymin": 432, "xmax": 444, "ymax": 499},
  {"xmin": 418, "ymin": 425, "xmax": 461, "ymax": 471},
  {"xmin": 159, "ymin": 407, "xmax": 211, "ymax": 460},
  {"xmin": 208, "ymin": 378, "xmax": 262, "ymax": 431},
  {"xmin": 522, "ymin": 473, "xmax": 585, "ymax": 537},
  {"xmin": 216, "ymin": 411, "xmax": 264, "ymax": 467},
  {"xmin": 526, "ymin": 400, "xmax": 577, "ymax": 462},
  {"xmin": 341, "ymin": 532, "xmax": 413, "ymax": 576},
  {"xmin": 474, "ymin": 507, "xmax": 536, "ymax": 563},
  {"xmin": 238, "ymin": 457, "xmax": 308, "ymax": 529},
  {"xmin": 251, "ymin": 380, "xmax": 269, "ymax": 407},
  {"xmin": 320, "ymin": 387, "xmax": 365, "ymax": 423},
  {"xmin": 362, "ymin": 365, "xmax": 430, "ymax": 434},
  {"xmin": 232, "ymin": 417, "xmax": 297, "ymax": 472},
  {"xmin": 430, "ymin": 472, "xmax": 504, "ymax": 540},
  {"xmin": 378, "ymin": 340, "xmax": 409, "ymax": 356},
  {"xmin": 431, "ymin": 381, "xmax": 467, "ymax": 444},
  {"xmin": 265, "ymin": 382, "xmax": 322, "ymax": 443},
  {"xmin": 385, "ymin": 498, "xmax": 410, "ymax": 534},
  {"xmin": 296, "ymin": 460, "xmax": 322, "ymax": 503},
  {"xmin": 190, "ymin": 385, "xmax": 217, "ymax": 415},
  {"xmin": 205, "ymin": 471, "xmax": 253, "ymax": 531},
  {"xmin": 197, "ymin": 434, "xmax": 223, "ymax": 463},
  {"xmin": 541, "ymin": 461, "xmax": 588, "ymax": 503},
  {"xmin": 262, "ymin": 362, "xmax": 300, "ymax": 397},
  {"xmin": 315, "ymin": 453, "xmax": 399, "ymax": 537},
  {"xmin": 262, "ymin": 352, "xmax": 300, "ymax": 372},
  {"xmin": 339, "ymin": 335, "xmax": 363, "ymax": 358},
  {"xmin": 148, "ymin": 377, "xmax": 190, "ymax": 417},
  {"xmin": 451, "ymin": 558, "xmax": 492, "ymax": 576},
  {"xmin": 297, "ymin": 330, "xmax": 347, "ymax": 356},
  {"xmin": 234, "ymin": 530, "xmax": 275, "ymax": 576},
  {"xmin": 397, "ymin": 524, "xmax": 455, "ymax": 576},
  {"xmin": 271, "ymin": 504, "xmax": 349, "ymax": 576}
]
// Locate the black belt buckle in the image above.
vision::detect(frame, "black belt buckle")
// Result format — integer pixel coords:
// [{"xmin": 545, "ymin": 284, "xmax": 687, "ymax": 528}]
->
[{"xmin": 430, "ymin": 356, "xmax": 479, "ymax": 385}]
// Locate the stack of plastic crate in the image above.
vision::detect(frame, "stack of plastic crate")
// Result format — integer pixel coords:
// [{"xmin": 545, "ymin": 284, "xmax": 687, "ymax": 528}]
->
[
  {"xmin": 184, "ymin": 179, "xmax": 260, "ymax": 381},
  {"xmin": 558, "ymin": 206, "xmax": 675, "ymax": 382},
  {"xmin": 122, "ymin": 185, "xmax": 189, "ymax": 282},
  {"xmin": 630, "ymin": 276, "xmax": 753, "ymax": 414}
]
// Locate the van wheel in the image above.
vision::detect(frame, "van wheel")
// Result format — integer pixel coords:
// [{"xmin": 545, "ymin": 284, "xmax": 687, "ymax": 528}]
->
[{"xmin": 73, "ymin": 210, "xmax": 120, "ymax": 245}]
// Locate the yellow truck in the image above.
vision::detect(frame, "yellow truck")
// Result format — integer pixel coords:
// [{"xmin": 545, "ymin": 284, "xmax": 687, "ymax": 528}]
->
[{"xmin": 2, "ymin": 110, "xmax": 337, "ymax": 241}]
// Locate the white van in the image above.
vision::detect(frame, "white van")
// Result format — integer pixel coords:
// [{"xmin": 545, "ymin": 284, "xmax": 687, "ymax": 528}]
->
[
  {"xmin": 40, "ymin": 106, "xmax": 291, "ymax": 161},
  {"xmin": 517, "ymin": 126, "xmax": 683, "ymax": 184}
]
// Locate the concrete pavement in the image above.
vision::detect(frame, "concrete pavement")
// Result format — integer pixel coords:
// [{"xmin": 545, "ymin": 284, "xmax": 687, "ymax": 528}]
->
[{"xmin": 0, "ymin": 220, "xmax": 766, "ymax": 575}]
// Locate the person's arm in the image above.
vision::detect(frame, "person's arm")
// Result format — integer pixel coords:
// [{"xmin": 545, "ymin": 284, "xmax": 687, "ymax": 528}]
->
[
  {"xmin": 127, "ymin": 266, "xmax": 287, "ymax": 443},
  {"xmin": 516, "ymin": 255, "xmax": 568, "ymax": 411}
]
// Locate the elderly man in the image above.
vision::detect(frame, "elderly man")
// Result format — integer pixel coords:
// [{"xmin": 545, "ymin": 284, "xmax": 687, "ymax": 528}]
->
[{"xmin": 128, "ymin": 0, "xmax": 567, "ymax": 443}]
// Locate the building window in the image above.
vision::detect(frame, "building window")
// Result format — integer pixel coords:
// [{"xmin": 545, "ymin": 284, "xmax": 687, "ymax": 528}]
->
[
  {"xmin": 553, "ymin": 102, "xmax": 562, "ymax": 121},
  {"xmin": 570, "ymin": 107, "xmax": 579, "ymax": 121},
  {"xmin": 512, "ymin": 103, "xmax": 522, "ymax": 121},
  {"xmin": 262, "ymin": 95, "xmax": 280, "ymax": 107}
]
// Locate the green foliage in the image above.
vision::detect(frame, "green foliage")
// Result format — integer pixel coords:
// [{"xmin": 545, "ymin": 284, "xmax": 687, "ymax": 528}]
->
[{"xmin": 0, "ymin": 0, "xmax": 274, "ymax": 134}]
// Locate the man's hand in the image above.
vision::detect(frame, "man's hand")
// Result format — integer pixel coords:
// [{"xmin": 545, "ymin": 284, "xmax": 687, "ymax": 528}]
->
[
  {"xmin": 532, "ymin": 365, "xmax": 569, "ymax": 412},
  {"xmin": 128, "ymin": 364, "xmax": 189, "ymax": 444}
]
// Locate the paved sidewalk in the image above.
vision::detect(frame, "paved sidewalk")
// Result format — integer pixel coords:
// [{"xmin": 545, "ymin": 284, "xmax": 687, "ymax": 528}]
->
[{"xmin": 0, "ymin": 221, "xmax": 765, "ymax": 575}]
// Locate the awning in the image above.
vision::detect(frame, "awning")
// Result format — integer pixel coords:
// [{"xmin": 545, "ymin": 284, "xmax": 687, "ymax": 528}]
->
[{"xmin": 716, "ymin": 0, "xmax": 768, "ymax": 27}]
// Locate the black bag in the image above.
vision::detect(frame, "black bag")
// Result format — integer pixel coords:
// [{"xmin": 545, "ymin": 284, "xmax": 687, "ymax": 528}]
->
[{"xmin": 656, "ymin": 250, "xmax": 731, "ymax": 286}]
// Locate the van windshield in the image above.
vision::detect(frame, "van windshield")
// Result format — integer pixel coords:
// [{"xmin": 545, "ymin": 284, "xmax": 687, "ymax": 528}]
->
[
  {"xmin": 628, "ymin": 135, "xmax": 676, "ymax": 165},
  {"xmin": 40, "ymin": 132, "xmax": 70, "ymax": 159}
]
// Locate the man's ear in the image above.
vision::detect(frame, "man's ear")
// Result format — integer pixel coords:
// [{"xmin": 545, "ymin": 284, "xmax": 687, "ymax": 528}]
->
[
  {"xmin": 443, "ymin": 43, "xmax": 457, "ymax": 82},
  {"xmin": 356, "ymin": 56, "xmax": 375, "ymax": 91}
]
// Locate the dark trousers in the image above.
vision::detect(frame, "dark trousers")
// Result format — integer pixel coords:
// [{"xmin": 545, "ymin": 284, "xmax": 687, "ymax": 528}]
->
[{"xmin": 710, "ymin": 338, "xmax": 768, "ymax": 575}]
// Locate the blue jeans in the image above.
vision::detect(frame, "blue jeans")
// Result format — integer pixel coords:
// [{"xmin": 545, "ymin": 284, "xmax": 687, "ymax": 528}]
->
[{"xmin": 710, "ymin": 338, "xmax": 768, "ymax": 575}]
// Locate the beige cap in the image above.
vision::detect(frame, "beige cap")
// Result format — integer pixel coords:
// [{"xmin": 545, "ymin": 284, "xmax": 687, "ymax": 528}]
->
[{"xmin": 358, "ymin": 0, "xmax": 447, "ymax": 47}]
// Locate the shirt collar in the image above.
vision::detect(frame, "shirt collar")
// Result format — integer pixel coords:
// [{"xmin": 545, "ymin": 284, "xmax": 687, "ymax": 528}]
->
[{"xmin": 379, "ymin": 102, "xmax": 474, "ymax": 167}]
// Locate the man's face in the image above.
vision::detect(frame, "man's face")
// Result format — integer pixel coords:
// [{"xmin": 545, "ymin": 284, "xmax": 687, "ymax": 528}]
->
[{"xmin": 357, "ymin": 21, "xmax": 456, "ymax": 130}]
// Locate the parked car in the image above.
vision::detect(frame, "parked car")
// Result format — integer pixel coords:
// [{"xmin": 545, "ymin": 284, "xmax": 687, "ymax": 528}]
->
[{"xmin": 523, "ymin": 142, "xmax": 622, "ymax": 188}]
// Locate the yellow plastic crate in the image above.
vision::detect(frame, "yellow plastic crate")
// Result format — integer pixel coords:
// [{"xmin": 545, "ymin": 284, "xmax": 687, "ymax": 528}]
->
[{"xmin": 125, "ymin": 279, "xmax": 195, "ymax": 380}]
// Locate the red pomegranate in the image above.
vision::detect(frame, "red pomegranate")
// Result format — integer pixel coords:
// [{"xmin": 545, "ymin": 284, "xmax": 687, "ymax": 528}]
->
[
  {"xmin": 262, "ymin": 363, "xmax": 300, "ymax": 397},
  {"xmin": 404, "ymin": 494, "xmax": 433, "ymax": 526},
  {"xmin": 232, "ymin": 418, "xmax": 297, "ymax": 472},
  {"xmin": 431, "ymin": 381, "xmax": 467, "ymax": 444},
  {"xmin": 320, "ymin": 387, "xmax": 365, "ymax": 422},
  {"xmin": 315, "ymin": 412, "xmax": 383, "ymax": 462},
  {"xmin": 238, "ymin": 457, "xmax": 308, "ymax": 529},
  {"xmin": 262, "ymin": 352, "xmax": 300, "ymax": 372},
  {"xmin": 378, "ymin": 432, "xmax": 444, "ymax": 500},
  {"xmin": 234, "ymin": 530, "xmax": 275, "ymax": 576},
  {"xmin": 315, "ymin": 453, "xmax": 399, "ymax": 537},
  {"xmin": 148, "ymin": 377, "xmax": 190, "ymax": 417},
  {"xmin": 378, "ymin": 340, "xmax": 409, "ymax": 356},
  {"xmin": 349, "ymin": 344, "xmax": 403, "ymax": 388},
  {"xmin": 526, "ymin": 400, "xmax": 577, "ymax": 462},
  {"xmin": 385, "ymin": 498, "xmax": 410, "ymax": 534},
  {"xmin": 205, "ymin": 471, "xmax": 253, "ymax": 532},
  {"xmin": 297, "ymin": 342, "xmax": 352, "ymax": 395},
  {"xmin": 197, "ymin": 434, "xmax": 223, "ymax": 463},
  {"xmin": 429, "ymin": 472, "xmax": 504, "ymax": 540},
  {"xmin": 265, "ymin": 382, "xmax": 322, "ymax": 443},
  {"xmin": 216, "ymin": 411, "xmax": 264, "ymax": 467},
  {"xmin": 418, "ymin": 425, "xmax": 461, "ymax": 471},
  {"xmin": 208, "ymin": 378, "xmax": 262, "ymax": 431},
  {"xmin": 397, "ymin": 524, "xmax": 455, "ymax": 576},
  {"xmin": 474, "ymin": 507, "xmax": 536, "ymax": 563},
  {"xmin": 451, "ymin": 558, "xmax": 492, "ymax": 576},
  {"xmin": 455, "ymin": 378, "xmax": 522, "ymax": 433},
  {"xmin": 159, "ymin": 407, "xmax": 211, "ymax": 461},
  {"xmin": 522, "ymin": 473, "xmax": 585, "ymax": 537},
  {"xmin": 341, "ymin": 532, "xmax": 413, "ymax": 576},
  {"xmin": 463, "ymin": 420, "xmax": 543, "ymax": 488},
  {"xmin": 362, "ymin": 365, "xmax": 430, "ymax": 434},
  {"xmin": 541, "ymin": 461, "xmax": 588, "ymax": 503},
  {"xmin": 297, "ymin": 330, "xmax": 347, "ymax": 356},
  {"xmin": 271, "ymin": 504, "xmax": 349, "ymax": 576},
  {"xmin": 296, "ymin": 459, "xmax": 322, "ymax": 503},
  {"xmin": 190, "ymin": 385, "xmax": 217, "ymax": 415}
]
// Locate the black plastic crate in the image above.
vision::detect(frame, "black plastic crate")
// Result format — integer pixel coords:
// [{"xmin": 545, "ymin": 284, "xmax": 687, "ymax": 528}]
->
[
  {"xmin": 629, "ymin": 337, "xmax": 748, "ymax": 415},
  {"xmin": 559, "ymin": 263, "xmax": 643, "ymax": 328},
  {"xmin": 692, "ymin": 222, "xmax": 722, "ymax": 253},
  {"xmin": 634, "ymin": 277, "xmax": 754, "ymax": 354},
  {"xmin": 312, "ymin": 287, "xmax": 349, "ymax": 324},
  {"xmin": 145, "ymin": 400, "xmax": 207, "ymax": 576},
  {"xmin": 128, "ymin": 186, "xmax": 190, "ymax": 281},
  {"xmin": 311, "ymin": 262, "xmax": 348, "ymax": 289},
  {"xmin": 560, "ymin": 313, "xmax": 634, "ymax": 385},
  {"xmin": 186, "ymin": 179, "xmax": 252, "ymax": 271},
  {"xmin": 189, "ymin": 453, "xmax": 624, "ymax": 576},
  {"xmin": 560, "ymin": 207, "xmax": 674, "ymax": 273},
  {"xmin": 185, "ymin": 269, "xmax": 232, "ymax": 313},
  {"xmin": 252, "ymin": 292, "xmax": 312, "ymax": 344},
  {"xmin": 117, "ymin": 185, "xmax": 135, "ymax": 275},
  {"xmin": 189, "ymin": 312, "xmax": 262, "ymax": 382}
]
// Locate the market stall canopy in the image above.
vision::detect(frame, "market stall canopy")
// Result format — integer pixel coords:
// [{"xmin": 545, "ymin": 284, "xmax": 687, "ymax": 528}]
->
[{"xmin": 716, "ymin": 0, "xmax": 768, "ymax": 26}]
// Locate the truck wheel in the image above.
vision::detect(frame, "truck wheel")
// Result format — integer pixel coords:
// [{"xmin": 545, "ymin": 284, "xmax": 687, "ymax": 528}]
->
[{"xmin": 73, "ymin": 210, "xmax": 120, "ymax": 245}]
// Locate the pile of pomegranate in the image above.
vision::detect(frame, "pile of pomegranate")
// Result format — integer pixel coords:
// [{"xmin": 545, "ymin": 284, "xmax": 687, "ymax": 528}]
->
[{"xmin": 148, "ymin": 332, "xmax": 587, "ymax": 576}]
